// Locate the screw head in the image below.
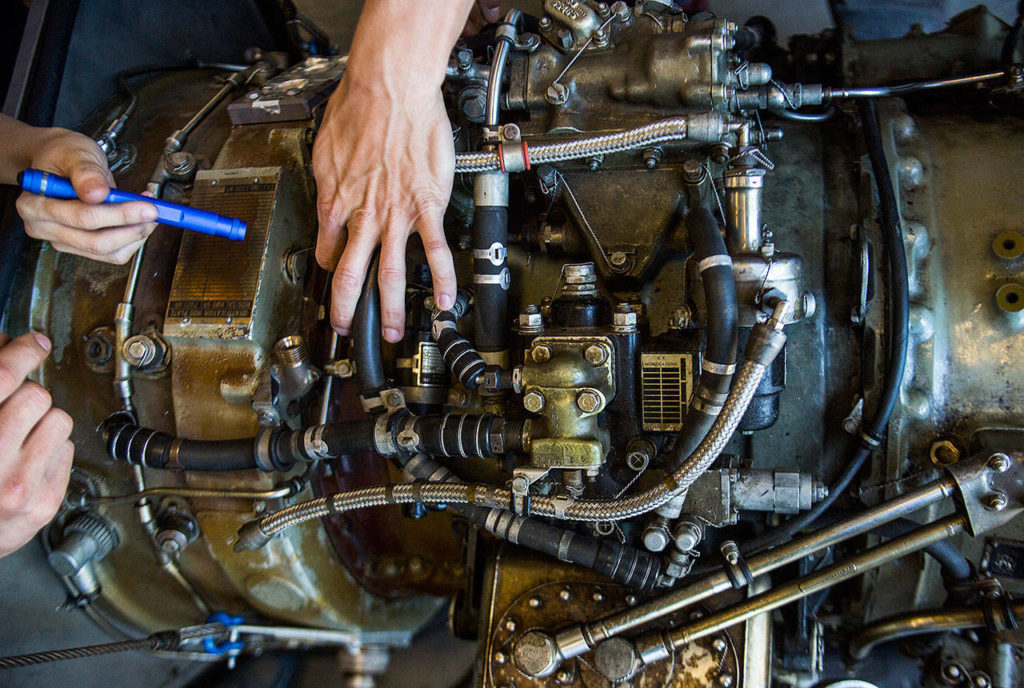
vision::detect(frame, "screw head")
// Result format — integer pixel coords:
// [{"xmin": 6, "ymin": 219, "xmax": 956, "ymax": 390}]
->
[
  {"xmin": 531, "ymin": 345, "xmax": 551, "ymax": 363},
  {"xmin": 494, "ymin": 651, "xmax": 507, "ymax": 665},
  {"xmin": 609, "ymin": 251, "xmax": 628, "ymax": 268},
  {"xmin": 718, "ymin": 673, "xmax": 734, "ymax": 688},
  {"xmin": 577, "ymin": 390, "xmax": 602, "ymax": 413},
  {"xmin": 592, "ymin": 591, "xmax": 604, "ymax": 602},
  {"xmin": 504, "ymin": 618, "xmax": 517, "ymax": 633},
  {"xmin": 626, "ymin": 451, "xmax": 649, "ymax": 472},
  {"xmin": 584, "ymin": 344, "xmax": 608, "ymax": 366},
  {"xmin": 457, "ymin": 49, "xmax": 473, "ymax": 70},
  {"xmin": 983, "ymin": 491, "xmax": 1009, "ymax": 512},
  {"xmin": 539, "ymin": 16, "xmax": 552, "ymax": 29},
  {"xmin": 523, "ymin": 390, "xmax": 546, "ymax": 413},
  {"xmin": 712, "ymin": 637, "xmax": 727, "ymax": 653},
  {"xmin": 546, "ymin": 82, "xmax": 568, "ymax": 105},
  {"xmin": 988, "ymin": 453, "xmax": 1012, "ymax": 473},
  {"xmin": 528, "ymin": 597, "xmax": 542, "ymax": 609},
  {"xmin": 559, "ymin": 588, "xmax": 571, "ymax": 601}
]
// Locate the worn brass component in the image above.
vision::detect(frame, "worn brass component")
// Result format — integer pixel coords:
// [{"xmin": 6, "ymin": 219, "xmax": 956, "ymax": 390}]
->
[{"xmin": 520, "ymin": 336, "xmax": 615, "ymax": 469}]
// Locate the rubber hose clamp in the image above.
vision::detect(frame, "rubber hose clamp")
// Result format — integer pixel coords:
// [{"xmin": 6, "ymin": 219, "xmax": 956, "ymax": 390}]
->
[{"xmin": 723, "ymin": 551, "xmax": 754, "ymax": 590}]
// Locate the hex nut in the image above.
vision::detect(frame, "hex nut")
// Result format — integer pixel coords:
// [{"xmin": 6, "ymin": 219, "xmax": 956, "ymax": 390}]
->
[
  {"xmin": 983, "ymin": 491, "xmax": 1008, "ymax": 512},
  {"xmin": 519, "ymin": 312, "xmax": 543, "ymax": 329},
  {"xmin": 577, "ymin": 390, "xmax": 602, "ymax": 413},
  {"xmin": 584, "ymin": 344, "xmax": 608, "ymax": 366},
  {"xmin": 523, "ymin": 390, "xmax": 546, "ymax": 413},
  {"xmin": 988, "ymin": 453, "xmax": 1012, "ymax": 473},
  {"xmin": 531, "ymin": 345, "xmax": 552, "ymax": 363},
  {"xmin": 929, "ymin": 439, "xmax": 961, "ymax": 467}
]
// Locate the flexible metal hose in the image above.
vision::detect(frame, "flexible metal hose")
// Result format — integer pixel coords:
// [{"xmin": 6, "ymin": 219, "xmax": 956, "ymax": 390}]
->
[
  {"xmin": 455, "ymin": 117, "xmax": 696, "ymax": 173},
  {"xmin": 241, "ymin": 357, "xmax": 771, "ymax": 548}
]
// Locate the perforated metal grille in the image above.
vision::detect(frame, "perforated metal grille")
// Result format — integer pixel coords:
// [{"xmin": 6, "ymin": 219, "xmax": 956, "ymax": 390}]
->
[{"xmin": 641, "ymin": 352, "xmax": 695, "ymax": 432}]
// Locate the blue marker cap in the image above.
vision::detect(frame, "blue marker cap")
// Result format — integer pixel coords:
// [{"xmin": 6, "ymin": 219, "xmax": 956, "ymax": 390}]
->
[{"xmin": 19, "ymin": 168, "xmax": 247, "ymax": 241}]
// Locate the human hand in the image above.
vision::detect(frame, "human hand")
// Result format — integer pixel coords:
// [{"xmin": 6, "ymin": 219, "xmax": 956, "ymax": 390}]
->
[
  {"xmin": 0, "ymin": 332, "xmax": 74, "ymax": 559},
  {"xmin": 15, "ymin": 128, "xmax": 158, "ymax": 264},
  {"xmin": 313, "ymin": 75, "xmax": 458, "ymax": 342}
]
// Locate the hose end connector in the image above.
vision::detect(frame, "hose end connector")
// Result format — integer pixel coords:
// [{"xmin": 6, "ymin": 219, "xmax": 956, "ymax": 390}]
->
[
  {"xmin": 233, "ymin": 519, "xmax": 273, "ymax": 552},
  {"xmin": 746, "ymin": 300, "xmax": 791, "ymax": 366}
]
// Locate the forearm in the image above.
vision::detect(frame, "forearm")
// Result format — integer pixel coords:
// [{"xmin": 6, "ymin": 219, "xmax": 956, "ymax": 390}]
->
[
  {"xmin": 0, "ymin": 114, "xmax": 58, "ymax": 186},
  {"xmin": 345, "ymin": 0, "xmax": 475, "ymax": 97}
]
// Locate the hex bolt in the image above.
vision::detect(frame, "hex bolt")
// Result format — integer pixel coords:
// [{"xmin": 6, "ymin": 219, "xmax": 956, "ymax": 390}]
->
[
  {"xmin": 539, "ymin": 16, "xmax": 552, "ymax": 30},
  {"xmin": 988, "ymin": 453, "xmax": 1012, "ymax": 473},
  {"xmin": 523, "ymin": 390, "xmax": 546, "ymax": 413},
  {"xmin": 124, "ymin": 336, "xmax": 157, "ymax": 368},
  {"xmin": 983, "ymin": 491, "xmax": 1008, "ymax": 512},
  {"xmin": 386, "ymin": 391, "xmax": 403, "ymax": 408},
  {"xmin": 584, "ymin": 344, "xmax": 608, "ymax": 366},
  {"xmin": 594, "ymin": 27, "xmax": 609, "ymax": 47},
  {"xmin": 643, "ymin": 147, "xmax": 663, "ymax": 169},
  {"xmin": 682, "ymin": 159, "xmax": 705, "ymax": 184},
  {"xmin": 531, "ymin": 345, "xmax": 552, "ymax": 363},
  {"xmin": 577, "ymin": 390, "xmax": 601, "ymax": 413}
]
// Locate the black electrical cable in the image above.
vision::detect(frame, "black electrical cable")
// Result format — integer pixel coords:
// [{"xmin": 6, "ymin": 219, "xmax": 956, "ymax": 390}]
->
[
  {"xmin": 352, "ymin": 252, "xmax": 386, "ymax": 395},
  {"xmin": 721, "ymin": 98, "xmax": 910, "ymax": 562}
]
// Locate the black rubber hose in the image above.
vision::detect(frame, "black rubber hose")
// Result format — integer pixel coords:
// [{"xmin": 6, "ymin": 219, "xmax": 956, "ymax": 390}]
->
[
  {"xmin": 872, "ymin": 517, "xmax": 973, "ymax": 584},
  {"xmin": 472, "ymin": 205, "xmax": 509, "ymax": 352},
  {"xmin": 725, "ymin": 98, "xmax": 911, "ymax": 561},
  {"xmin": 433, "ymin": 309, "xmax": 486, "ymax": 390},
  {"xmin": 103, "ymin": 419, "xmax": 378, "ymax": 471},
  {"xmin": 353, "ymin": 252, "xmax": 386, "ymax": 395},
  {"xmin": 669, "ymin": 207, "xmax": 739, "ymax": 468},
  {"xmin": 400, "ymin": 454, "xmax": 661, "ymax": 590}
]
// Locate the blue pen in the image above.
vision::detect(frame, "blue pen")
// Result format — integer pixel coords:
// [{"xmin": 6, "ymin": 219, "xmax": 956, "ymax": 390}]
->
[{"xmin": 18, "ymin": 168, "xmax": 247, "ymax": 241}]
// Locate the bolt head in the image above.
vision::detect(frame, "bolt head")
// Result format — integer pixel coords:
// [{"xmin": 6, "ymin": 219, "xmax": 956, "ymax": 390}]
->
[
  {"xmin": 546, "ymin": 83, "xmax": 568, "ymax": 105},
  {"xmin": 718, "ymin": 673, "xmax": 734, "ymax": 688},
  {"xmin": 983, "ymin": 491, "xmax": 1009, "ymax": 512},
  {"xmin": 577, "ymin": 390, "xmax": 602, "ymax": 413},
  {"xmin": 609, "ymin": 251, "xmax": 628, "ymax": 268},
  {"xmin": 539, "ymin": 16, "xmax": 552, "ymax": 29},
  {"xmin": 613, "ymin": 308, "xmax": 638, "ymax": 329},
  {"xmin": 501, "ymin": 123, "xmax": 521, "ymax": 141},
  {"xmin": 504, "ymin": 619, "xmax": 517, "ymax": 632},
  {"xmin": 584, "ymin": 344, "xmax": 608, "ymax": 366},
  {"xmin": 626, "ymin": 451, "xmax": 649, "ymax": 472},
  {"xmin": 559, "ymin": 588, "xmax": 571, "ymax": 601},
  {"xmin": 712, "ymin": 637, "xmax": 727, "ymax": 653},
  {"xmin": 528, "ymin": 597, "xmax": 542, "ymax": 609},
  {"xmin": 592, "ymin": 592, "xmax": 604, "ymax": 602},
  {"xmin": 519, "ymin": 312, "xmax": 543, "ymax": 329},
  {"xmin": 988, "ymin": 453, "xmax": 1012, "ymax": 473},
  {"xmin": 457, "ymin": 49, "xmax": 473, "ymax": 69},
  {"xmin": 531, "ymin": 345, "xmax": 551, "ymax": 363},
  {"xmin": 523, "ymin": 390, "xmax": 546, "ymax": 413},
  {"xmin": 494, "ymin": 651, "xmax": 507, "ymax": 665}
]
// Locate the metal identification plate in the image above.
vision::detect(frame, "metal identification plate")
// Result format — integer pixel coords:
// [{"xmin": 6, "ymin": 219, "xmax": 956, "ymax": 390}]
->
[
  {"xmin": 165, "ymin": 167, "xmax": 283, "ymax": 339},
  {"xmin": 640, "ymin": 352, "xmax": 696, "ymax": 432}
]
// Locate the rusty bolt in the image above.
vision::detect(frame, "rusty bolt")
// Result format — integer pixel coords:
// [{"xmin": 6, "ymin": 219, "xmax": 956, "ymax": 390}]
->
[
  {"xmin": 584, "ymin": 344, "xmax": 608, "ymax": 366},
  {"xmin": 577, "ymin": 390, "xmax": 601, "ymax": 413},
  {"xmin": 531, "ymin": 345, "xmax": 551, "ymax": 363},
  {"xmin": 523, "ymin": 390, "xmax": 546, "ymax": 413}
]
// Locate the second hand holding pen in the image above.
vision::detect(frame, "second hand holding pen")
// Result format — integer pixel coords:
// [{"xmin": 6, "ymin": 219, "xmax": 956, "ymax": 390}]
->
[{"xmin": 19, "ymin": 168, "xmax": 247, "ymax": 241}]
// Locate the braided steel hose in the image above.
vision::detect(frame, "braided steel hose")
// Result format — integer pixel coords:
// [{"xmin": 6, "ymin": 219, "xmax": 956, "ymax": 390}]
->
[
  {"xmin": 455, "ymin": 117, "xmax": 698, "ymax": 173},
  {"xmin": 239, "ymin": 358, "xmax": 770, "ymax": 549}
]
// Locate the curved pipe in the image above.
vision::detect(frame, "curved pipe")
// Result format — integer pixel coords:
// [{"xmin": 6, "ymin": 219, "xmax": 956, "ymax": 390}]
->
[
  {"xmin": 849, "ymin": 602, "xmax": 1024, "ymax": 661},
  {"xmin": 485, "ymin": 8, "xmax": 522, "ymax": 127},
  {"xmin": 669, "ymin": 207, "xmax": 738, "ymax": 468},
  {"xmin": 353, "ymin": 252, "xmax": 386, "ymax": 395}
]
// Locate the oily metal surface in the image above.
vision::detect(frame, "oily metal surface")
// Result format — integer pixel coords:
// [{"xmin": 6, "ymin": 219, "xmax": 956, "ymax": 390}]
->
[{"xmin": 488, "ymin": 582, "xmax": 738, "ymax": 688}]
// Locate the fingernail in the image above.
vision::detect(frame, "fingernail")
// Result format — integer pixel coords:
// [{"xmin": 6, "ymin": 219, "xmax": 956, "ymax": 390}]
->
[
  {"xmin": 383, "ymin": 328, "xmax": 402, "ymax": 343},
  {"xmin": 334, "ymin": 326, "xmax": 350, "ymax": 336},
  {"xmin": 33, "ymin": 332, "xmax": 52, "ymax": 352},
  {"xmin": 437, "ymin": 293, "xmax": 454, "ymax": 311},
  {"xmin": 140, "ymin": 205, "xmax": 158, "ymax": 222}
]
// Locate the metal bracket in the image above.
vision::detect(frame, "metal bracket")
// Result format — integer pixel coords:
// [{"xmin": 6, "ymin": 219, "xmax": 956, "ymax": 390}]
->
[
  {"xmin": 511, "ymin": 466, "xmax": 550, "ymax": 516},
  {"xmin": 946, "ymin": 450, "xmax": 1024, "ymax": 536}
]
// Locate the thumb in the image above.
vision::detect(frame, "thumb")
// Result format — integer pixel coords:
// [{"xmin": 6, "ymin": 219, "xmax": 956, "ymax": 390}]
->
[{"xmin": 68, "ymin": 158, "xmax": 112, "ymax": 204}]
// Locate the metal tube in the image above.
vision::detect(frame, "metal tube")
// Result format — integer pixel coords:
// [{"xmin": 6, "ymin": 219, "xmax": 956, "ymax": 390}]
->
[
  {"xmin": 826, "ymin": 70, "xmax": 1005, "ymax": 99},
  {"xmin": 849, "ymin": 603, "xmax": 1024, "ymax": 661},
  {"xmin": 569, "ymin": 477, "xmax": 955, "ymax": 655},
  {"xmin": 485, "ymin": 36, "xmax": 512, "ymax": 128},
  {"xmin": 665, "ymin": 515, "xmax": 966, "ymax": 651}
]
